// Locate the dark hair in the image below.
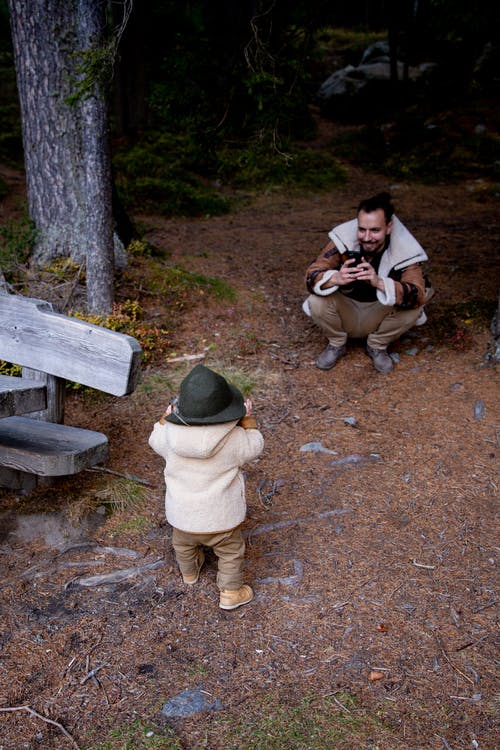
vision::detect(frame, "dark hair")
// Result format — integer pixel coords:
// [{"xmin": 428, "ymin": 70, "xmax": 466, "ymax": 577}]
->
[{"xmin": 357, "ymin": 192, "xmax": 394, "ymax": 223}]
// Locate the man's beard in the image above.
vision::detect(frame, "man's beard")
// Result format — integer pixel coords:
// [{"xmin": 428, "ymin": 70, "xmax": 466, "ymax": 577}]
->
[{"xmin": 360, "ymin": 242, "xmax": 383, "ymax": 256}]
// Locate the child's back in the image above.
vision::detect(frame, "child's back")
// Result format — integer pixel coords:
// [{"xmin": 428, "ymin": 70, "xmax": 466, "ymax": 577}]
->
[{"xmin": 148, "ymin": 364, "xmax": 264, "ymax": 610}]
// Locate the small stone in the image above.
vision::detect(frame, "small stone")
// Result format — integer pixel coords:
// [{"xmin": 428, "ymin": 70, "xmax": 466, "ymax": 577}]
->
[
  {"xmin": 300, "ymin": 441, "xmax": 337, "ymax": 455},
  {"xmin": 473, "ymin": 400, "xmax": 485, "ymax": 420},
  {"xmin": 390, "ymin": 352, "xmax": 401, "ymax": 363},
  {"xmin": 161, "ymin": 687, "xmax": 222, "ymax": 718},
  {"xmin": 405, "ymin": 347, "xmax": 419, "ymax": 356}
]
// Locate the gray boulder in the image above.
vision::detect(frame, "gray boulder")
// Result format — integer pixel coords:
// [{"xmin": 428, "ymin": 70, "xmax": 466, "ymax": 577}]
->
[{"xmin": 317, "ymin": 42, "xmax": 437, "ymax": 113}]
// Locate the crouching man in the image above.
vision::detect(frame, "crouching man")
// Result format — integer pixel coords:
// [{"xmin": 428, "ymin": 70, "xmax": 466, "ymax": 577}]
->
[{"xmin": 303, "ymin": 191, "xmax": 434, "ymax": 373}]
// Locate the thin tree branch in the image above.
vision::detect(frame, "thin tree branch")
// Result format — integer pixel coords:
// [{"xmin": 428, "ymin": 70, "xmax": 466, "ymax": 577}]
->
[{"xmin": 0, "ymin": 706, "xmax": 80, "ymax": 749}]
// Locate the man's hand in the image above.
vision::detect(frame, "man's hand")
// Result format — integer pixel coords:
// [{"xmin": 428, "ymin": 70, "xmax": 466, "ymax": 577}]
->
[
  {"xmin": 352, "ymin": 259, "xmax": 385, "ymax": 291},
  {"xmin": 332, "ymin": 257, "xmax": 366, "ymax": 286}
]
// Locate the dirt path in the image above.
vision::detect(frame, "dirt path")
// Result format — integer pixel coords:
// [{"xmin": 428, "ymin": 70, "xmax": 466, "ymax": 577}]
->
[{"xmin": 0, "ymin": 165, "xmax": 498, "ymax": 749}]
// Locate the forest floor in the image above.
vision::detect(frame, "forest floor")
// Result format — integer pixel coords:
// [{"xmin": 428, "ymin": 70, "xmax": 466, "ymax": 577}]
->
[{"xmin": 0, "ymin": 145, "xmax": 499, "ymax": 750}]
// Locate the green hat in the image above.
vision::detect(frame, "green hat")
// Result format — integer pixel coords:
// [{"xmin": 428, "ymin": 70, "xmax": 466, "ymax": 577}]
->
[{"xmin": 166, "ymin": 364, "xmax": 245, "ymax": 425}]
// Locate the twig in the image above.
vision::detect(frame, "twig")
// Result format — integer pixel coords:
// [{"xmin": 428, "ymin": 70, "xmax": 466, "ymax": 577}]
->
[
  {"xmin": 331, "ymin": 695, "xmax": 351, "ymax": 713},
  {"xmin": 85, "ymin": 466, "xmax": 151, "ymax": 486},
  {"xmin": 436, "ymin": 638, "xmax": 474, "ymax": 685},
  {"xmin": 166, "ymin": 352, "xmax": 206, "ymax": 363},
  {"xmin": 265, "ymin": 409, "xmax": 290, "ymax": 427},
  {"xmin": 80, "ymin": 662, "xmax": 110, "ymax": 685},
  {"xmin": 472, "ymin": 600, "xmax": 496, "ymax": 614},
  {"xmin": 455, "ymin": 633, "xmax": 490, "ymax": 652},
  {"xmin": 319, "ymin": 691, "xmax": 352, "ymax": 713},
  {"xmin": 68, "ymin": 558, "xmax": 164, "ymax": 588},
  {"xmin": 0, "ymin": 706, "xmax": 80, "ymax": 749},
  {"xmin": 412, "ymin": 558, "xmax": 435, "ymax": 570},
  {"xmin": 435, "ymin": 735, "xmax": 454, "ymax": 750}
]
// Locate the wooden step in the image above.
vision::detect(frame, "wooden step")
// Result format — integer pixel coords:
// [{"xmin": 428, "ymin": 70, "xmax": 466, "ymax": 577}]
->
[{"xmin": 0, "ymin": 417, "xmax": 108, "ymax": 476}]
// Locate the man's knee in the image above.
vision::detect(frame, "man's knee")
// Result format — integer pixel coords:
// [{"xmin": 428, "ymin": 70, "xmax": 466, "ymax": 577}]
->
[{"xmin": 308, "ymin": 293, "xmax": 337, "ymax": 320}]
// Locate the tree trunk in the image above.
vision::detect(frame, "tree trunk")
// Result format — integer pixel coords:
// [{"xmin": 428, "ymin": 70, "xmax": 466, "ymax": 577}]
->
[
  {"xmin": 7, "ymin": 0, "xmax": 116, "ymax": 313},
  {"xmin": 77, "ymin": 0, "xmax": 114, "ymax": 313}
]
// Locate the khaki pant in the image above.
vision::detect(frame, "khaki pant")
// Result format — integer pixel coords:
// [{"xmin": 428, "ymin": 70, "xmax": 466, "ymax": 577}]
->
[
  {"xmin": 172, "ymin": 525, "xmax": 246, "ymax": 591},
  {"xmin": 307, "ymin": 292, "xmax": 425, "ymax": 349}
]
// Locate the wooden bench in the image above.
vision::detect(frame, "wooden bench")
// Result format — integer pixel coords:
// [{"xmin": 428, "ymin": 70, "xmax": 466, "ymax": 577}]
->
[{"xmin": 0, "ymin": 292, "xmax": 142, "ymax": 492}]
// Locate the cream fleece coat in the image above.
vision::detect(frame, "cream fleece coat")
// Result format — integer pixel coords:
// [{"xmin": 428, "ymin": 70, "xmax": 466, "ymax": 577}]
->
[{"xmin": 148, "ymin": 419, "xmax": 264, "ymax": 533}]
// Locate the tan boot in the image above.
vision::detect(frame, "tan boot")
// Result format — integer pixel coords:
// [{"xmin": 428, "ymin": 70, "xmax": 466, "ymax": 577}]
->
[
  {"xmin": 219, "ymin": 584, "xmax": 254, "ymax": 610},
  {"xmin": 182, "ymin": 549, "xmax": 205, "ymax": 585}
]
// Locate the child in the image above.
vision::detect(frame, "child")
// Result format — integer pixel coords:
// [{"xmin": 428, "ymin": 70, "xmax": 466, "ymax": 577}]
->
[{"xmin": 148, "ymin": 364, "xmax": 264, "ymax": 610}]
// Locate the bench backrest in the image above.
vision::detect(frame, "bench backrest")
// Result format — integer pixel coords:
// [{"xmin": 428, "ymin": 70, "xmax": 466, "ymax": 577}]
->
[{"xmin": 0, "ymin": 293, "xmax": 142, "ymax": 396}]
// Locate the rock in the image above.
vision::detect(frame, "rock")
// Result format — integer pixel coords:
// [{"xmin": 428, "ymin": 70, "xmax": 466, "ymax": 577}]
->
[
  {"xmin": 317, "ymin": 58, "xmax": 437, "ymax": 113},
  {"xmin": 359, "ymin": 41, "xmax": 390, "ymax": 65},
  {"xmin": 329, "ymin": 453, "xmax": 381, "ymax": 467},
  {"xmin": 473, "ymin": 400, "xmax": 485, "ymax": 420},
  {"xmin": 300, "ymin": 441, "xmax": 337, "ymax": 455},
  {"xmin": 161, "ymin": 687, "xmax": 222, "ymax": 718}
]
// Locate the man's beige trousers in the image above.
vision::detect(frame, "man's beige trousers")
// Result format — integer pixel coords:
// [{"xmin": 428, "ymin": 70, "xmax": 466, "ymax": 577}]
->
[{"xmin": 307, "ymin": 292, "xmax": 424, "ymax": 349}]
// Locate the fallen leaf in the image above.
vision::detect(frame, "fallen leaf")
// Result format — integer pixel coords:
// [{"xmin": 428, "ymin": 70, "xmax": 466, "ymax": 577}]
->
[
  {"xmin": 369, "ymin": 670, "xmax": 386, "ymax": 681},
  {"xmin": 377, "ymin": 623, "xmax": 389, "ymax": 632}
]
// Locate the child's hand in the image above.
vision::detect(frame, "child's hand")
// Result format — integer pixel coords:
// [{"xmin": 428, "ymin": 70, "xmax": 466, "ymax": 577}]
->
[
  {"xmin": 159, "ymin": 403, "xmax": 173, "ymax": 424},
  {"xmin": 239, "ymin": 400, "xmax": 257, "ymax": 430}
]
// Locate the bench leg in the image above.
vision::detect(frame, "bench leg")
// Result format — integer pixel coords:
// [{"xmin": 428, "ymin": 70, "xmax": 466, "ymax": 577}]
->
[{"xmin": 0, "ymin": 467, "xmax": 37, "ymax": 493}]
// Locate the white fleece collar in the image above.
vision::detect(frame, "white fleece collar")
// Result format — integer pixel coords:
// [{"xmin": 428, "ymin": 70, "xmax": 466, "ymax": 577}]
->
[{"xmin": 328, "ymin": 215, "xmax": 428, "ymax": 274}]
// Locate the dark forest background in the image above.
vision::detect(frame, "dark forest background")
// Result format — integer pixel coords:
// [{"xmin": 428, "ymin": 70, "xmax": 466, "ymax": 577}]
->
[{"xmin": 0, "ymin": 0, "xmax": 499, "ymax": 221}]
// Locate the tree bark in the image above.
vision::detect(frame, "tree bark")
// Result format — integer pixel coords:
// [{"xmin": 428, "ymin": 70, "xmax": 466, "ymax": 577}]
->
[
  {"xmin": 7, "ymin": 0, "xmax": 116, "ymax": 313},
  {"xmin": 77, "ymin": 0, "xmax": 114, "ymax": 312}
]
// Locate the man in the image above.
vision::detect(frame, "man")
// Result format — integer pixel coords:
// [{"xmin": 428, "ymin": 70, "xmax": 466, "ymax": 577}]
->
[{"xmin": 303, "ymin": 192, "xmax": 433, "ymax": 373}]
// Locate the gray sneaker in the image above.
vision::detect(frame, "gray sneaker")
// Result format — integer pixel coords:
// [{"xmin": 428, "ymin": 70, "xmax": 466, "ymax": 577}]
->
[
  {"xmin": 315, "ymin": 344, "xmax": 346, "ymax": 370},
  {"xmin": 366, "ymin": 345, "xmax": 393, "ymax": 373}
]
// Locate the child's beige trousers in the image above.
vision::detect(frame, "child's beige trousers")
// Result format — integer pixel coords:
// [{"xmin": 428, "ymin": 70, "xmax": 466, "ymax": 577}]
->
[{"xmin": 172, "ymin": 525, "xmax": 246, "ymax": 590}]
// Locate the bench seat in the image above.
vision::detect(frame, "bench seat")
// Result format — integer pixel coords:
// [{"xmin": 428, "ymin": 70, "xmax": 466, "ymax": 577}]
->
[{"xmin": 0, "ymin": 416, "xmax": 108, "ymax": 476}]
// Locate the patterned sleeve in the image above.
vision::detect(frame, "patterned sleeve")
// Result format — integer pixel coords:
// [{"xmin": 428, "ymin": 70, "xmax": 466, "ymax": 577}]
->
[
  {"xmin": 392, "ymin": 264, "xmax": 426, "ymax": 308},
  {"xmin": 305, "ymin": 243, "xmax": 341, "ymax": 293}
]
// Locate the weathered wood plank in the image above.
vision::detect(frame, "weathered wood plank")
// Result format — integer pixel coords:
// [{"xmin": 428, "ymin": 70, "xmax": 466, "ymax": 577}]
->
[
  {"xmin": 0, "ymin": 417, "xmax": 109, "ymax": 475},
  {"xmin": 21, "ymin": 369, "xmax": 65, "ymax": 423},
  {"xmin": 0, "ymin": 375, "xmax": 47, "ymax": 417},
  {"xmin": 0, "ymin": 294, "xmax": 142, "ymax": 395}
]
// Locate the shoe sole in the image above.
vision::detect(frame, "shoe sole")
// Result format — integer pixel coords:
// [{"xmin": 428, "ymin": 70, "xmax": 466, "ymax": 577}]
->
[
  {"xmin": 219, "ymin": 592, "xmax": 254, "ymax": 610},
  {"xmin": 315, "ymin": 360, "xmax": 338, "ymax": 370}
]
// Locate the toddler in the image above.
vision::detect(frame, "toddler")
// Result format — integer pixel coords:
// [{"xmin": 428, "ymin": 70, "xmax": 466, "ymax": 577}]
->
[{"xmin": 148, "ymin": 364, "xmax": 264, "ymax": 610}]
